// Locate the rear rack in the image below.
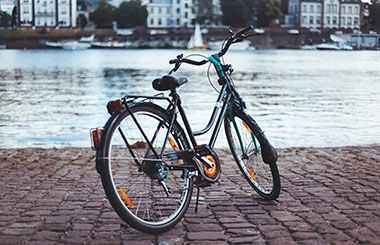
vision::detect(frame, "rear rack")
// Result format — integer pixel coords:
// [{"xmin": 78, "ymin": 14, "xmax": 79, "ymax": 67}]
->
[{"xmin": 122, "ymin": 93, "xmax": 174, "ymax": 107}]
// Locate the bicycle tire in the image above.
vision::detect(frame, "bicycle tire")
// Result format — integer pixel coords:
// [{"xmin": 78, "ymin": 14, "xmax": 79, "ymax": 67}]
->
[
  {"xmin": 100, "ymin": 102, "xmax": 193, "ymax": 234},
  {"xmin": 224, "ymin": 109, "xmax": 280, "ymax": 200}
]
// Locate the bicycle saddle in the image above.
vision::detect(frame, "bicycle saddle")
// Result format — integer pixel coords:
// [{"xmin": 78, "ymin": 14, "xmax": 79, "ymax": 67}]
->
[{"xmin": 152, "ymin": 75, "xmax": 188, "ymax": 91}]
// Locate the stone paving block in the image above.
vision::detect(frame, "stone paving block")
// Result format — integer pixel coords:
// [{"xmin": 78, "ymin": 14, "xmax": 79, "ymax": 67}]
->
[{"xmin": 0, "ymin": 146, "xmax": 380, "ymax": 244}]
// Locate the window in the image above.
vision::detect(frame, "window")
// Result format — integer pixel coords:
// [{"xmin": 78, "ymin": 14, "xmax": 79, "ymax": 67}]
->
[
  {"xmin": 150, "ymin": 7, "xmax": 154, "ymax": 14},
  {"xmin": 317, "ymin": 5, "xmax": 321, "ymax": 13},
  {"xmin": 158, "ymin": 7, "xmax": 161, "ymax": 14},
  {"xmin": 176, "ymin": 18, "xmax": 180, "ymax": 25},
  {"xmin": 316, "ymin": 17, "xmax": 321, "ymax": 24},
  {"xmin": 310, "ymin": 5, "xmax": 314, "ymax": 13},
  {"xmin": 158, "ymin": 18, "xmax": 162, "ymax": 25},
  {"xmin": 150, "ymin": 18, "xmax": 154, "ymax": 25},
  {"xmin": 348, "ymin": 17, "xmax": 352, "ymax": 25},
  {"xmin": 303, "ymin": 5, "xmax": 307, "ymax": 13},
  {"xmin": 176, "ymin": 8, "xmax": 180, "ymax": 14},
  {"xmin": 185, "ymin": 12, "xmax": 188, "ymax": 18},
  {"xmin": 354, "ymin": 17, "xmax": 359, "ymax": 25},
  {"xmin": 327, "ymin": 5, "xmax": 331, "ymax": 14},
  {"xmin": 341, "ymin": 17, "xmax": 345, "ymax": 25},
  {"xmin": 333, "ymin": 17, "xmax": 337, "ymax": 25},
  {"xmin": 342, "ymin": 6, "xmax": 345, "ymax": 14},
  {"xmin": 309, "ymin": 16, "xmax": 314, "ymax": 24},
  {"xmin": 302, "ymin": 16, "xmax": 307, "ymax": 25},
  {"xmin": 327, "ymin": 16, "xmax": 330, "ymax": 25},
  {"xmin": 177, "ymin": 0, "xmax": 180, "ymax": 3},
  {"xmin": 348, "ymin": 6, "xmax": 352, "ymax": 14},
  {"xmin": 167, "ymin": 8, "xmax": 170, "ymax": 14},
  {"xmin": 355, "ymin": 6, "xmax": 359, "ymax": 14},
  {"xmin": 333, "ymin": 5, "xmax": 337, "ymax": 14}
]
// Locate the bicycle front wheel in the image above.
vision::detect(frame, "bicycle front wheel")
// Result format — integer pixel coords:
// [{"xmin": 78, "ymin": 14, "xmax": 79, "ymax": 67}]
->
[
  {"xmin": 224, "ymin": 110, "xmax": 280, "ymax": 200},
  {"xmin": 100, "ymin": 103, "xmax": 193, "ymax": 234}
]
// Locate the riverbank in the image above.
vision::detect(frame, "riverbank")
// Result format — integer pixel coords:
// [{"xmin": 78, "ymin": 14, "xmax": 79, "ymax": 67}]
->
[
  {"xmin": 0, "ymin": 146, "xmax": 379, "ymax": 244},
  {"xmin": 0, "ymin": 28, "xmax": 330, "ymax": 49}
]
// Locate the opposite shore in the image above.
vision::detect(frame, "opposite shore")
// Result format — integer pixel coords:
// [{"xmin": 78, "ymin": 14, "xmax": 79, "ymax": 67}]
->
[{"xmin": 0, "ymin": 28, "xmax": 360, "ymax": 50}]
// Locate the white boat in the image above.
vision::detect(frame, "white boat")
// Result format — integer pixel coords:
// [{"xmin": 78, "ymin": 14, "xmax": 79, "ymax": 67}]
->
[
  {"xmin": 45, "ymin": 34, "xmax": 95, "ymax": 50},
  {"xmin": 91, "ymin": 41, "xmax": 127, "ymax": 49},
  {"xmin": 187, "ymin": 23, "xmax": 207, "ymax": 50},
  {"xmin": 209, "ymin": 40, "xmax": 255, "ymax": 51},
  {"xmin": 316, "ymin": 34, "xmax": 353, "ymax": 50}
]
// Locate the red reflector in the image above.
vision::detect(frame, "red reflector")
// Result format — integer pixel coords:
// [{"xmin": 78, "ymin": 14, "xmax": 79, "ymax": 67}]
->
[
  {"xmin": 91, "ymin": 128, "xmax": 103, "ymax": 151},
  {"xmin": 107, "ymin": 100, "xmax": 123, "ymax": 114}
]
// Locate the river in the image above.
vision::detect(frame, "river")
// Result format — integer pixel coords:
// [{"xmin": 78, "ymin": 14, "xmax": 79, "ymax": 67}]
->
[{"xmin": 0, "ymin": 49, "xmax": 379, "ymax": 148}]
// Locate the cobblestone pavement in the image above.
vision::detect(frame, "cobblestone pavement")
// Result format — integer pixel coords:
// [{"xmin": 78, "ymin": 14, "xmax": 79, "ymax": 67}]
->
[{"xmin": 0, "ymin": 146, "xmax": 379, "ymax": 244}]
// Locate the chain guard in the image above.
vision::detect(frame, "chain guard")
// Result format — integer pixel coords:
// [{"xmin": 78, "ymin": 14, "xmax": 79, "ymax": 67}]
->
[{"xmin": 193, "ymin": 144, "xmax": 221, "ymax": 183}]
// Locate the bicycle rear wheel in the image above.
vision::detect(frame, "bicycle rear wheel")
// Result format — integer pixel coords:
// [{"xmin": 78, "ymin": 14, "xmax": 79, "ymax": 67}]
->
[
  {"xmin": 100, "ymin": 103, "xmax": 193, "ymax": 234},
  {"xmin": 224, "ymin": 110, "xmax": 280, "ymax": 200}
]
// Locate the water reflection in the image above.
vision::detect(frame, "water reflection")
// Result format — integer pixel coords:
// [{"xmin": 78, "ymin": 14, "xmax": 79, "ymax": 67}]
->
[{"xmin": 0, "ymin": 49, "xmax": 379, "ymax": 148}]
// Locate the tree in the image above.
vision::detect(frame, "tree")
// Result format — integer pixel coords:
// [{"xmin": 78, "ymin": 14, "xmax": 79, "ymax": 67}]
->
[
  {"xmin": 196, "ymin": 0, "xmax": 219, "ymax": 25},
  {"xmin": 0, "ymin": 11, "xmax": 11, "ymax": 27},
  {"xmin": 220, "ymin": 0, "xmax": 250, "ymax": 27},
  {"xmin": 11, "ymin": 7, "xmax": 17, "ymax": 28},
  {"xmin": 221, "ymin": 0, "xmax": 282, "ymax": 27},
  {"xmin": 77, "ymin": 14, "xmax": 88, "ymax": 29},
  {"xmin": 254, "ymin": 0, "xmax": 282, "ymax": 27},
  {"xmin": 243, "ymin": 0, "xmax": 282, "ymax": 27},
  {"xmin": 368, "ymin": 0, "xmax": 380, "ymax": 29},
  {"xmin": 90, "ymin": 0, "xmax": 116, "ymax": 28},
  {"xmin": 116, "ymin": 0, "xmax": 147, "ymax": 28}
]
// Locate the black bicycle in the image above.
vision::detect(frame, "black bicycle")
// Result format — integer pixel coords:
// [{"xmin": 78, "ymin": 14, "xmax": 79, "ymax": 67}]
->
[{"xmin": 91, "ymin": 25, "xmax": 280, "ymax": 234}]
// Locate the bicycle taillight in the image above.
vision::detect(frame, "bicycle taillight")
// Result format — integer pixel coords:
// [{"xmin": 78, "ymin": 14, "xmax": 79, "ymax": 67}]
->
[
  {"xmin": 107, "ymin": 100, "xmax": 123, "ymax": 114},
  {"xmin": 90, "ymin": 128, "xmax": 103, "ymax": 151}
]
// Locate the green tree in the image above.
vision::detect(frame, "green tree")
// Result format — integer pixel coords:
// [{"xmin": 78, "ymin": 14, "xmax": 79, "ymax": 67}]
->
[
  {"xmin": 90, "ymin": 0, "xmax": 116, "ymax": 28},
  {"xmin": 0, "ymin": 11, "xmax": 11, "ymax": 27},
  {"xmin": 116, "ymin": 0, "xmax": 147, "ymax": 28},
  {"xmin": 77, "ymin": 14, "xmax": 88, "ymax": 29},
  {"xmin": 368, "ymin": 0, "xmax": 380, "ymax": 28},
  {"xmin": 243, "ymin": 0, "xmax": 282, "ymax": 27},
  {"xmin": 196, "ymin": 0, "xmax": 219, "ymax": 25},
  {"xmin": 220, "ymin": 0, "xmax": 250, "ymax": 27},
  {"xmin": 11, "ymin": 7, "xmax": 17, "ymax": 28}
]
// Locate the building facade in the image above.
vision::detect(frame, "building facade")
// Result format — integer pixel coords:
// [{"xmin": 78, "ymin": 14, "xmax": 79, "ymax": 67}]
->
[
  {"xmin": 109, "ymin": 0, "xmax": 221, "ymax": 28},
  {"xmin": 17, "ymin": 0, "xmax": 76, "ymax": 28},
  {"xmin": 286, "ymin": 0, "xmax": 362, "ymax": 30}
]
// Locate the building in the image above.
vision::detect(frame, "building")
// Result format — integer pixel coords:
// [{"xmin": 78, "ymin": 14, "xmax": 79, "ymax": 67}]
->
[
  {"xmin": 285, "ymin": 0, "xmax": 363, "ymax": 31},
  {"xmin": 108, "ymin": 0, "xmax": 221, "ymax": 29},
  {"xmin": 0, "ymin": 0, "xmax": 15, "ymax": 15},
  {"xmin": 17, "ymin": 0, "xmax": 77, "ymax": 28}
]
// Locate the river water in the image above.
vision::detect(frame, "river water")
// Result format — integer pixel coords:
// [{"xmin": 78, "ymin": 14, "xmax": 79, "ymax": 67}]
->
[{"xmin": 0, "ymin": 49, "xmax": 379, "ymax": 148}]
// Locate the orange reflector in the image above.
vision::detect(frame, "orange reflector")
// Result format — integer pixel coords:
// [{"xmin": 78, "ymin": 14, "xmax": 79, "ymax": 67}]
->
[
  {"xmin": 168, "ymin": 137, "xmax": 179, "ymax": 151},
  {"xmin": 246, "ymin": 167, "xmax": 256, "ymax": 181},
  {"xmin": 90, "ymin": 128, "xmax": 103, "ymax": 151},
  {"xmin": 107, "ymin": 100, "xmax": 123, "ymax": 114},
  {"xmin": 203, "ymin": 155, "xmax": 217, "ymax": 177},
  {"xmin": 242, "ymin": 122, "xmax": 253, "ymax": 133},
  {"xmin": 119, "ymin": 188, "xmax": 135, "ymax": 209}
]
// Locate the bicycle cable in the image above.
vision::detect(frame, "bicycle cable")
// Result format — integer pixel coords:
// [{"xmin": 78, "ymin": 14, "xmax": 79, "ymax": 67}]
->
[{"xmin": 184, "ymin": 53, "xmax": 220, "ymax": 94}]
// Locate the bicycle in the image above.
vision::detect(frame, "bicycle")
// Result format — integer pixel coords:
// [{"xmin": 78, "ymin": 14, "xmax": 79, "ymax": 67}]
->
[{"xmin": 91, "ymin": 25, "xmax": 280, "ymax": 234}]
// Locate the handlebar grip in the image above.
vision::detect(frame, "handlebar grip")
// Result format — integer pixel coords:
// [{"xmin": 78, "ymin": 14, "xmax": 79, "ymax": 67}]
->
[
  {"xmin": 236, "ymin": 25, "xmax": 254, "ymax": 36},
  {"xmin": 169, "ymin": 59, "xmax": 179, "ymax": 64}
]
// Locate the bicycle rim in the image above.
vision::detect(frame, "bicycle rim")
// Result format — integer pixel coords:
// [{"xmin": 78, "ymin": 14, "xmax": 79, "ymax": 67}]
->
[
  {"xmin": 104, "ymin": 104, "xmax": 192, "ymax": 231},
  {"xmin": 225, "ymin": 114, "xmax": 279, "ymax": 199}
]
